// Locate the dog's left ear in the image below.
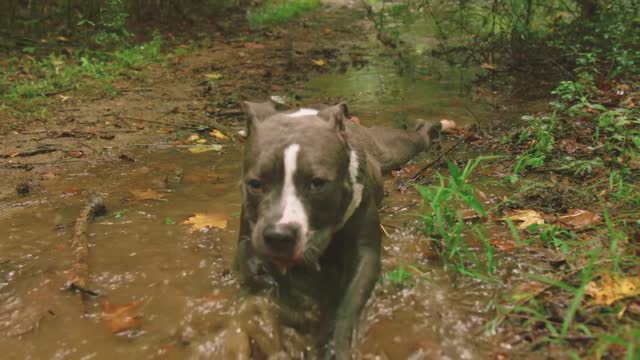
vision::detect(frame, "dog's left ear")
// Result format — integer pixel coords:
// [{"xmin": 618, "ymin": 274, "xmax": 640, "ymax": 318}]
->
[
  {"xmin": 318, "ymin": 102, "xmax": 349, "ymax": 133},
  {"xmin": 242, "ymin": 101, "xmax": 277, "ymax": 136}
]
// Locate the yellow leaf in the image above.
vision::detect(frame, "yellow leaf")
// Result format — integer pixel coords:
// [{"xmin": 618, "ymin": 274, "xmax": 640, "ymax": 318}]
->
[
  {"xmin": 502, "ymin": 209, "xmax": 544, "ymax": 229},
  {"xmin": 188, "ymin": 144, "xmax": 223, "ymax": 154},
  {"xmin": 204, "ymin": 72, "xmax": 223, "ymax": 80},
  {"xmin": 585, "ymin": 275, "xmax": 640, "ymax": 306},
  {"xmin": 187, "ymin": 134, "xmax": 200, "ymax": 142},
  {"xmin": 183, "ymin": 213, "xmax": 227, "ymax": 231},
  {"xmin": 311, "ymin": 59, "xmax": 326, "ymax": 66},
  {"xmin": 196, "ymin": 139, "xmax": 208, "ymax": 144},
  {"xmin": 209, "ymin": 129, "xmax": 230, "ymax": 141}
]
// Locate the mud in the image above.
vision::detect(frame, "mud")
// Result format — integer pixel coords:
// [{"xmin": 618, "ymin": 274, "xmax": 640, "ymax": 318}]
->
[{"xmin": 0, "ymin": 2, "xmax": 553, "ymax": 360}]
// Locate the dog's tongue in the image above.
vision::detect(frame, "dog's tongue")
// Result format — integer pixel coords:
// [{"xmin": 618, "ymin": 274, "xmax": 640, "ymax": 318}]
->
[{"xmin": 272, "ymin": 256, "xmax": 298, "ymax": 273}]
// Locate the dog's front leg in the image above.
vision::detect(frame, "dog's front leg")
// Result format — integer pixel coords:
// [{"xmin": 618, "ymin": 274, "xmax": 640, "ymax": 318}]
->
[{"xmin": 331, "ymin": 223, "xmax": 381, "ymax": 360}]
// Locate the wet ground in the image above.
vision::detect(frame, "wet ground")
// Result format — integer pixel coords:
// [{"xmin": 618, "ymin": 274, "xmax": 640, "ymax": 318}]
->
[{"xmin": 1, "ymin": 3, "xmax": 552, "ymax": 359}]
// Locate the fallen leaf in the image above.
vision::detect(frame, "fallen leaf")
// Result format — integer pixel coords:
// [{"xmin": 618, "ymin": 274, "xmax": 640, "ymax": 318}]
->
[
  {"xmin": 187, "ymin": 134, "xmax": 200, "ymax": 142},
  {"xmin": 502, "ymin": 209, "xmax": 544, "ymax": 229},
  {"xmin": 56, "ymin": 36, "xmax": 70, "ymax": 42},
  {"xmin": 204, "ymin": 72, "xmax": 223, "ymax": 80},
  {"xmin": 164, "ymin": 217, "xmax": 176, "ymax": 225},
  {"xmin": 183, "ymin": 213, "xmax": 228, "ymax": 231},
  {"xmin": 244, "ymin": 42, "xmax": 265, "ymax": 49},
  {"xmin": 481, "ymin": 62, "xmax": 496, "ymax": 71},
  {"xmin": 209, "ymin": 129, "xmax": 230, "ymax": 141},
  {"xmin": 557, "ymin": 209, "xmax": 602, "ymax": 229},
  {"xmin": 196, "ymin": 139, "xmax": 208, "ymax": 144},
  {"xmin": 585, "ymin": 275, "xmax": 640, "ymax": 306},
  {"xmin": 419, "ymin": 74, "xmax": 433, "ymax": 81},
  {"xmin": 101, "ymin": 299, "xmax": 144, "ymax": 333},
  {"xmin": 488, "ymin": 237, "xmax": 517, "ymax": 253},
  {"xmin": 188, "ymin": 144, "xmax": 223, "ymax": 154},
  {"xmin": 65, "ymin": 150, "xmax": 85, "ymax": 158},
  {"xmin": 130, "ymin": 189, "xmax": 165, "ymax": 201},
  {"xmin": 311, "ymin": 59, "xmax": 326, "ymax": 66}
]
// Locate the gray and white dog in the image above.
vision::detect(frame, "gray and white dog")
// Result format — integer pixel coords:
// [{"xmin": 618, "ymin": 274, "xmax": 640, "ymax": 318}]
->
[{"xmin": 236, "ymin": 101, "xmax": 440, "ymax": 359}]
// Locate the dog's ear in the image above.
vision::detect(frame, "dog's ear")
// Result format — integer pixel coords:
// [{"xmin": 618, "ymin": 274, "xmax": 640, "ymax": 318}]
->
[
  {"xmin": 242, "ymin": 101, "xmax": 277, "ymax": 135},
  {"xmin": 318, "ymin": 102, "xmax": 349, "ymax": 132}
]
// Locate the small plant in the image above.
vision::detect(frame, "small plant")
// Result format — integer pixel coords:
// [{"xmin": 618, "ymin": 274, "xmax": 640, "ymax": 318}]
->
[
  {"xmin": 386, "ymin": 263, "xmax": 419, "ymax": 286},
  {"xmin": 248, "ymin": 0, "xmax": 321, "ymax": 27},
  {"xmin": 416, "ymin": 156, "xmax": 498, "ymax": 279}
]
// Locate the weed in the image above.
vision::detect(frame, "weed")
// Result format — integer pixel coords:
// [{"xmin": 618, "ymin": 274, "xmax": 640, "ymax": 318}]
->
[
  {"xmin": 248, "ymin": 0, "xmax": 321, "ymax": 27},
  {"xmin": 386, "ymin": 263, "xmax": 421, "ymax": 286},
  {"xmin": 416, "ymin": 156, "xmax": 499, "ymax": 279}
]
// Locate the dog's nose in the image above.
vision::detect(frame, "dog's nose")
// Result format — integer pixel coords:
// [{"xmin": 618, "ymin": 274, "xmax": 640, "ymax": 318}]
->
[{"xmin": 263, "ymin": 223, "xmax": 299, "ymax": 253}]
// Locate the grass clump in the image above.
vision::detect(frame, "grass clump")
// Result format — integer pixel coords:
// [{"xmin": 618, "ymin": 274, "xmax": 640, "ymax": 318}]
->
[{"xmin": 248, "ymin": 0, "xmax": 321, "ymax": 27}]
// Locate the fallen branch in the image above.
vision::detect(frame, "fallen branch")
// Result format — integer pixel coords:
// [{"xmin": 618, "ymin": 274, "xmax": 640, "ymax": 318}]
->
[
  {"xmin": 408, "ymin": 138, "xmax": 463, "ymax": 182},
  {"xmin": 65, "ymin": 196, "xmax": 106, "ymax": 306},
  {"xmin": 0, "ymin": 148, "xmax": 58, "ymax": 159}
]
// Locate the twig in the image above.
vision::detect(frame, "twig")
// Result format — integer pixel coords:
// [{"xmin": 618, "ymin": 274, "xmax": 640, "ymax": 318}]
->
[
  {"xmin": 123, "ymin": 116, "xmax": 202, "ymax": 130},
  {"xmin": 44, "ymin": 88, "xmax": 73, "ymax": 97},
  {"xmin": 114, "ymin": 87, "xmax": 153, "ymax": 92},
  {"xmin": 65, "ymin": 196, "xmax": 106, "ymax": 306},
  {"xmin": 0, "ymin": 148, "xmax": 58, "ymax": 159},
  {"xmin": 464, "ymin": 104, "xmax": 482, "ymax": 133},
  {"xmin": 409, "ymin": 139, "xmax": 463, "ymax": 182}
]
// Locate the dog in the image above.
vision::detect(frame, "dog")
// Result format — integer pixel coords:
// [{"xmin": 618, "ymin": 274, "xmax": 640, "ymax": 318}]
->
[{"xmin": 235, "ymin": 101, "xmax": 441, "ymax": 359}]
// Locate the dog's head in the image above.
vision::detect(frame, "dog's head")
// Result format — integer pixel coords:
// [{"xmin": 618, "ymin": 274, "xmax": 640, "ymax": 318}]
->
[{"xmin": 240, "ymin": 101, "xmax": 364, "ymax": 268}]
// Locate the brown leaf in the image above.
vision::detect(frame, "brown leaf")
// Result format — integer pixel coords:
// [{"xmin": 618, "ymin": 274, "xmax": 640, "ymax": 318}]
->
[
  {"xmin": 65, "ymin": 150, "xmax": 85, "ymax": 158},
  {"xmin": 488, "ymin": 237, "xmax": 516, "ymax": 253},
  {"xmin": 481, "ymin": 62, "xmax": 496, "ymax": 71},
  {"xmin": 101, "ymin": 299, "xmax": 144, "ymax": 333},
  {"xmin": 557, "ymin": 209, "xmax": 602, "ymax": 229},
  {"xmin": 130, "ymin": 189, "xmax": 165, "ymax": 201},
  {"xmin": 501, "ymin": 209, "xmax": 544, "ymax": 229},
  {"xmin": 244, "ymin": 42, "xmax": 265, "ymax": 49},
  {"xmin": 585, "ymin": 275, "xmax": 640, "ymax": 307},
  {"xmin": 183, "ymin": 213, "xmax": 228, "ymax": 231}
]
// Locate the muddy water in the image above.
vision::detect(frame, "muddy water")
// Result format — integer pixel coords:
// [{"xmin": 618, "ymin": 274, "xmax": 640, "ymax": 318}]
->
[{"xmin": 0, "ymin": 25, "xmax": 545, "ymax": 360}]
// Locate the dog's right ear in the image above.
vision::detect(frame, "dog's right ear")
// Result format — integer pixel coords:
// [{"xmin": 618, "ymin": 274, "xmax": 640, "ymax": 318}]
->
[{"xmin": 242, "ymin": 101, "xmax": 277, "ymax": 136}]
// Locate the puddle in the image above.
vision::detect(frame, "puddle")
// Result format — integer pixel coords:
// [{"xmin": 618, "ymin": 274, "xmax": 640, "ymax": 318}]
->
[{"xmin": 1, "ymin": 16, "xmax": 547, "ymax": 360}]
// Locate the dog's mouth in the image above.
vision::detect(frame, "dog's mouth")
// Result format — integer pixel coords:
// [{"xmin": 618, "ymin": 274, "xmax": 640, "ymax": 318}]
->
[{"xmin": 254, "ymin": 228, "xmax": 333, "ymax": 271}]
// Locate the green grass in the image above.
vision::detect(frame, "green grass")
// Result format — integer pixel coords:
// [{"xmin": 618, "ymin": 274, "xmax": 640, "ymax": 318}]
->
[
  {"xmin": 248, "ymin": 0, "xmax": 321, "ymax": 27},
  {"xmin": 0, "ymin": 35, "xmax": 165, "ymax": 125}
]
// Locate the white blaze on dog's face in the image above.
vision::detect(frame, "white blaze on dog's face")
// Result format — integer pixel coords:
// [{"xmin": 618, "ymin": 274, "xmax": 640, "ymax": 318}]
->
[
  {"xmin": 277, "ymin": 143, "xmax": 309, "ymax": 254},
  {"xmin": 241, "ymin": 101, "xmax": 362, "ymax": 266}
]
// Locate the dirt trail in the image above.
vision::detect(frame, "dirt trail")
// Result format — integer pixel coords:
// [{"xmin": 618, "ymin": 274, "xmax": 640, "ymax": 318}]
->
[{"xmin": 0, "ymin": 3, "xmax": 367, "ymax": 209}]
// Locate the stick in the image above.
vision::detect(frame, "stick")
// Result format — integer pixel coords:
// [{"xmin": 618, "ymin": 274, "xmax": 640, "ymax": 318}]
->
[
  {"xmin": 0, "ymin": 148, "xmax": 58, "ymax": 159},
  {"xmin": 123, "ymin": 116, "xmax": 202, "ymax": 130},
  {"xmin": 66, "ymin": 196, "xmax": 106, "ymax": 305},
  {"xmin": 409, "ymin": 139, "xmax": 463, "ymax": 182}
]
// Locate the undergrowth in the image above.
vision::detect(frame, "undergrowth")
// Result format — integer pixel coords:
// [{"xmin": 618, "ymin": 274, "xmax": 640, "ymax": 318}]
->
[{"xmin": 248, "ymin": 0, "xmax": 321, "ymax": 27}]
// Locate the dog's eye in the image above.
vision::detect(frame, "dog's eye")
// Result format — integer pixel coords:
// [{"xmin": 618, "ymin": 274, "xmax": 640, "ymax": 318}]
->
[
  {"xmin": 246, "ymin": 179, "xmax": 263, "ymax": 192},
  {"xmin": 309, "ymin": 178, "xmax": 328, "ymax": 191}
]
